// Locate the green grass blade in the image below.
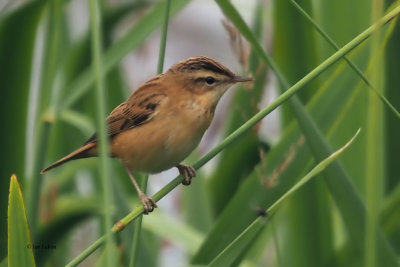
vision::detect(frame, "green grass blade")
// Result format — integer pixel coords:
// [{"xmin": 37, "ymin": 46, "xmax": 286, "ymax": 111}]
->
[
  {"xmin": 129, "ymin": 174, "xmax": 148, "ymax": 267},
  {"xmin": 128, "ymin": 208, "xmax": 143, "ymax": 267},
  {"xmin": 288, "ymin": 0, "xmax": 400, "ymax": 120},
  {"xmin": 209, "ymin": 129, "xmax": 360, "ymax": 267},
  {"xmin": 157, "ymin": 0, "xmax": 171, "ymax": 74},
  {"xmin": 130, "ymin": 1, "xmax": 171, "ymax": 265},
  {"xmin": 273, "ymin": 0, "xmax": 319, "ymax": 123},
  {"xmin": 209, "ymin": 217, "xmax": 266, "ymax": 267},
  {"xmin": 89, "ymin": 0, "xmax": 115, "ymax": 266},
  {"xmin": 27, "ymin": 0, "xmax": 65, "ymax": 241},
  {"xmin": 272, "ymin": 1, "xmax": 329, "ymax": 266},
  {"xmin": 384, "ymin": 0, "xmax": 400, "ymax": 225},
  {"xmin": 182, "ymin": 170, "xmax": 214, "ymax": 233},
  {"xmin": 8, "ymin": 175, "xmax": 36, "ymax": 267},
  {"xmin": 0, "ymin": 1, "xmax": 45, "ymax": 257},
  {"xmin": 365, "ymin": 2, "xmax": 385, "ymax": 267},
  {"xmin": 381, "ymin": 183, "xmax": 400, "ymax": 241}
]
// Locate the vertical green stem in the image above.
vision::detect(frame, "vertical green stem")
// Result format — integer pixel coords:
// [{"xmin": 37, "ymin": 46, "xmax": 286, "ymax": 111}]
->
[
  {"xmin": 89, "ymin": 0, "xmax": 114, "ymax": 265},
  {"xmin": 157, "ymin": 0, "xmax": 171, "ymax": 74},
  {"xmin": 270, "ymin": 219, "xmax": 282, "ymax": 267},
  {"xmin": 365, "ymin": 1, "xmax": 384, "ymax": 267},
  {"xmin": 129, "ymin": 0, "xmax": 171, "ymax": 265},
  {"xmin": 27, "ymin": 0, "xmax": 62, "ymax": 239},
  {"xmin": 27, "ymin": 122, "xmax": 50, "ymax": 238},
  {"xmin": 129, "ymin": 175, "xmax": 148, "ymax": 267}
]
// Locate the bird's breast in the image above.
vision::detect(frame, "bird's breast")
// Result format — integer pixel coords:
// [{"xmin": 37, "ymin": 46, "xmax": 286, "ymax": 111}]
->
[
  {"xmin": 163, "ymin": 97, "xmax": 215, "ymax": 161},
  {"xmin": 111, "ymin": 97, "xmax": 215, "ymax": 173}
]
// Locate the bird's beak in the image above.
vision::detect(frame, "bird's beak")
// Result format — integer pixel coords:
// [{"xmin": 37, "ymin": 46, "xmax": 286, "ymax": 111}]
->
[{"xmin": 233, "ymin": 75, "xmax": 253, "ymax": 83}]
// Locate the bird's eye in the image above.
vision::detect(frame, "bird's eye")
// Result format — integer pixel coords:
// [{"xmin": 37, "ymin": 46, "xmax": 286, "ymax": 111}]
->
[{"xmin": 205, "ymin": 76, "xmax": 215, "ymax": 85}]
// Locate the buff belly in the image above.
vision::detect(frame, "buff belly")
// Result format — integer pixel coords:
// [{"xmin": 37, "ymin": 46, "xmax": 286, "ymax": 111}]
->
[{"xmin": 110, "ymin": 114, "xmax": 208, "ymax": 173}]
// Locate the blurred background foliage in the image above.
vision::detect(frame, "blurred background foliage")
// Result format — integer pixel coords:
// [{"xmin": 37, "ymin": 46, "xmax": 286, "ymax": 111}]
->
[{"xmin": 1, "ymin": 0, "xmax": 399, "ymax": 266}]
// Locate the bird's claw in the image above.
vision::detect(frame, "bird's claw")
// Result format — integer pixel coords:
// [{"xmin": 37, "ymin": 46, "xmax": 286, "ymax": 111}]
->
[
  {"xmin": 139, "ymin": 193, "xmax": 157, "ymax": 214},
  {"xmin": 177, "ymin": 164, "xmax": 196, "ymax": 185}
]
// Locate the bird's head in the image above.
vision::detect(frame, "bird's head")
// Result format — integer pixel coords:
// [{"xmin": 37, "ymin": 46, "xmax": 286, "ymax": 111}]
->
[{"xmin": 167, "ymin": 56, "xmax": 252, "ymax": 101}]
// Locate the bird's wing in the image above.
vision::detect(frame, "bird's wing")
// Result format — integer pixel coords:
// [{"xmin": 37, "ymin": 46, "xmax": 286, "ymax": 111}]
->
[{"xmin": 84, "ymin": 86, "xmax": 167, "ymax": 144}]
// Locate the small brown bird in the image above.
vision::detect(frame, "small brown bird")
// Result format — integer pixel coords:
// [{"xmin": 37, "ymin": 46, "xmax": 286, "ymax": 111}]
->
[{"xmin": 41, "ymin": 56, "xmax": 252, "ymax": 213}]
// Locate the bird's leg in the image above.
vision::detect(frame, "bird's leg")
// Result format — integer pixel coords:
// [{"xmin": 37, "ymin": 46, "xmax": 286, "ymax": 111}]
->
[
  {"xmin": 124, "ymin": 166, "xmax": 157, "ymax": 214},
  {"xmin": 176, "ymin": 164, "xmax": 196, "ymax": 185}
]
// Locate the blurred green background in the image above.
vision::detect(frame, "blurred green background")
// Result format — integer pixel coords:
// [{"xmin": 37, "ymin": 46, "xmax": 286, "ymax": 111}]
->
[{"xmin": 1, "ymin": 0, "xmax": 399, "ymax": 266}]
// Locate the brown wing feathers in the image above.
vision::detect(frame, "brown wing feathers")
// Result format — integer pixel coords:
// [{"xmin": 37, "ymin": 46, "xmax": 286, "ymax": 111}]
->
[
  {"xmin": 84, "ymin": 91, "xmax": 166, "ymax": 144},
  {"xmin": 106, "ymin": 91, "xmax": 166, "ymax": 138},
  {"xmin": 41, "ymin": 80, "xmax": 167, "ymax": 174}
]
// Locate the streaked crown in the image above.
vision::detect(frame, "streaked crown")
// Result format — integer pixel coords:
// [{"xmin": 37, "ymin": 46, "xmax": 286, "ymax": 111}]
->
[
  {"xmin": 170, "ymin": 56, "xmax": 236, "ymax": 78},
  {"xmin": 168, "ymin": 56, "xmax": 252, "ymax": 86}
]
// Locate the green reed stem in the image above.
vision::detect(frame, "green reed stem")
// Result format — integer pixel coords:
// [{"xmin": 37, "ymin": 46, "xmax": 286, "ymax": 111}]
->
[
  {"xmin": 129, "ymin": 1, "xmax": 171, "ymax": 265},
  {"xmin": 157, "ymin": 0, "xmax": 171, "ymax": 74},
  {"xmin": 129, "ymin": 174, "xmax": 148, "ymax": 267},
  {"xmin": 27, "ymin": 0, "xmax": 62, "ymax": 240},
  {"xmin": 89, "ymin": 0, "xmax": 114, "ymax": 266},
  {"xmin": 365, "ymin": 1, "xmax": 385, "ymax": 267}
]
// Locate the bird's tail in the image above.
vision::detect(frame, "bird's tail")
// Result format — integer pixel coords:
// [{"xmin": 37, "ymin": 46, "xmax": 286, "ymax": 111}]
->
[{"xmin": 40, "ymin": 142, "xmax": 96, "ymax": 174}]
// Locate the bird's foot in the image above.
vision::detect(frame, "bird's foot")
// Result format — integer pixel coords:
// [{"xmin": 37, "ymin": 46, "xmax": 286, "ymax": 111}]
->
[
  {"xmin": 177, "ymin": 164, "xmax": 196, "ymax": 185},
  {"xmin": 139, "ymin": 193, "xmax": 157, "ymax": 214}
]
